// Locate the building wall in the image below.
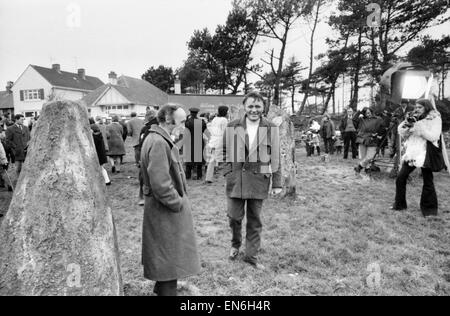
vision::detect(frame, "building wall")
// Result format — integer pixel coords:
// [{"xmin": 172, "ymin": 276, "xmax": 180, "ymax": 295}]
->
[
  {"xmin": 89, "ymin": 104, "xmax": 148, "ymax": 119},
  {"xmin": 53, "ymin": 88, "xmax": 86, "ymax": 101},
  {"xmin": 13, "ymin": 66, "xmax": 89, "ymax": 117},
  {"xmin": 168, "ymin": 94, "xmax": 244, "ymax": 115},
  {"xmin": 12, "ymin": 66, "xmax": 52, "ymax": 115}
]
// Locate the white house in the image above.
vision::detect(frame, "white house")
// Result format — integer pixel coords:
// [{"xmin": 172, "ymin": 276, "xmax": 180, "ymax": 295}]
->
[
  {"xmin": 82, "ymin": 72, "xmax": 168, "ymax": 119},
  {"xmin": 12, "ymin": 64, "xmax": 104, "ymax": 119}
]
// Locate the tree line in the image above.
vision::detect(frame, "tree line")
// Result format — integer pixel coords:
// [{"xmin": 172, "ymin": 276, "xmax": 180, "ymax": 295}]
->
[{"xmin": 141, "ymin": 0, "xmax": 449, "ymax": 115}]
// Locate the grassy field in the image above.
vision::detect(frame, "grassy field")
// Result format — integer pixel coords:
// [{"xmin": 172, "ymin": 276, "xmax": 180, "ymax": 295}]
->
[{"xmin": 1, "ymin": 140, "xmax": 449, "ymax": 296}]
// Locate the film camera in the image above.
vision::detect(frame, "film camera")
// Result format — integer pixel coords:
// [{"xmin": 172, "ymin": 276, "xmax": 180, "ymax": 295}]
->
[{"xmin": 404, "ymin": 111, "xmax": 421, "ymax": 128}]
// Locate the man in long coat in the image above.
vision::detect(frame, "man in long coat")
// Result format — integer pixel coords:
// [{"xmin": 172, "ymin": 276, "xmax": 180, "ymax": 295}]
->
[
  {"xmin": 140, "ymin": 105, "xmax": 200, "ymax": 296},
  {"xmin": 106, "ymin": 116, "xmax": 125, "ymax": 173},
  {"xmin": 127, "ymin": 112, "xmax": 144, "ymax": 166},
  {"xmin": 6, "ymin": 114, "xmax": 30, "ymax": 176},
  {"xmin": 221, "ymin": 92, "xmax": 282, "ymax": 270}
]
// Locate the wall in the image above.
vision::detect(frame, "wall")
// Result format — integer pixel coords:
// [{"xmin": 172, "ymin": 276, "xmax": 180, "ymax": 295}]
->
[
  {"xmin": 168, "ymin": 94, "xmax": 244, "ymax": 116},
  {"xmin": 12, "ymin": 66, "xmax": 52, "ymax": 115}
]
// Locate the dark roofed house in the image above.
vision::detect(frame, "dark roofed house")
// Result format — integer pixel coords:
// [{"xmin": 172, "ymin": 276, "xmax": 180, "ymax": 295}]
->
[
  {"xmin": 82, "ymin": 72, "xmax": 168, "ymax": 118},
  {"xmin": 12, "ymin": 64, "xmax": 104, "ymax": 121},
  {"xmin": 0, "ymin": 81, "xmax": 14, "ymax": 115}
]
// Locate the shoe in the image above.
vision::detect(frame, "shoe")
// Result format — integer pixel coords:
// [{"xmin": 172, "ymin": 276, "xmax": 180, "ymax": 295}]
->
[
  {"xmin": 204, "ymin": 180, "xmax": 213, "ymax": 184},
  {"xmin": 243, "ymin": 257, "xmax": 265, "ymax": 271},
  {"xmin": 105, "ymin": 182, "xmax": 111, "ymax": 186},
  {"xmin": 112, "ymin": 166, "xmax": 116, "ymax": 173},
  {"xmin": 229, "ymin": 247, "xmax": 239, "ymax": 260},
  {"xmin": 138, "ymin": 199, "xmax": 145, "ymax": 206},
  {"xmin": 354, "ymin": 165, "xmax": 363, "ymax": 173},
  {"xmin": 390, "ymin": 205, "xmax": 406, "ymax": 211}
]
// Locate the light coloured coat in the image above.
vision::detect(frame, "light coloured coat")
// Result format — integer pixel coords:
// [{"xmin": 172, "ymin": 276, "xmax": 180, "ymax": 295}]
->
[{"xmin": 399, "ymin": 110, "xmax": 442, "ymax": 168}]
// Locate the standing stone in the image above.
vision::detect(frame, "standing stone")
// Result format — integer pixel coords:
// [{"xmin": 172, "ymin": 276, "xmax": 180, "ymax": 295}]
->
[
  {"xmin": 268, "ymin": 107, "xmax": 297, "ymax": 198},
  {"xmin": 0, "ymin": 100, "xmax": 123, "ymax": 296}
]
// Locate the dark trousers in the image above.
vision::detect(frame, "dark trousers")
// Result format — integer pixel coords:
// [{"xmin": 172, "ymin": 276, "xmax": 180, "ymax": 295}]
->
[
  {"xmin": 324, "ymin": 138, "xmax": 334, "ymax": 154},
  {"xmin": 185, "ymin": 163, "xmax": 203, "ymax": 180},
  {"xmin": 308, "ymin": 145, "xmax": 320, "ymax": 156},
  {"xmin": 394, "ymin": 163, "xmax": 438, "ymax": 216},
  {"xmin": 343, "ymin": 131, "xmax": 358, "ymax": 159},
  {"xmin": 227, "ymin": 198, "xmax": 264, "ymax": 264},
  {"xmin": 139, "ymin": 167, "xmax": 144, "ymax": 200},
  {"xmin": 153, "ymin": 280, "xmax": 178, "ymax": 296},
  {"xmin": 134, "ymin": 146, "xmax": 140, "ymax": 165}
]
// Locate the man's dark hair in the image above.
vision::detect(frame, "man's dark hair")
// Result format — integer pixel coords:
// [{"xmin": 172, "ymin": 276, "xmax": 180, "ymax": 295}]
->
[
  {"xmin": 131, "ymin": 112, "xmax": 137, "ymax": 118},
  {"xmin": 157, "ymin": 105, "xmax": 179, "ymax": 124},
  {"xmin": 218, "ymin": 106, "xmax": 229, "ymax": 118},
  {"xmin": 89, "ymin": 117, "xmax": 95, "ymax": 125},
  {"xmin": 14, "ymin": 114, "xmax": 24, "ymax": 121},
  {"xmin": 243, "ymin": 91, "xmax": 265, "ymax": 107}
]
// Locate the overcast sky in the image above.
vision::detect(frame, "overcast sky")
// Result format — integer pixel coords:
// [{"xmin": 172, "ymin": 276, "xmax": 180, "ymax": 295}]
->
[{"xmin": 0, "ymin": 0, "xmax": 449, "ymax": 90}]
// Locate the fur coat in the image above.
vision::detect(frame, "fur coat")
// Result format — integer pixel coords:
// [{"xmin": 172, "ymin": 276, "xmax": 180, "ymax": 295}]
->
[{"xmin": 398, "ymin": 110, "xmax": 442, "ymax": 168}]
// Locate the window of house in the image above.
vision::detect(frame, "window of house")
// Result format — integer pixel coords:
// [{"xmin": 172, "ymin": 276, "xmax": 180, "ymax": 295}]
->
[
  {"xmin": 123, "ymin": 105, "xmax": 129, "ymax": 110},
  {"xmin": 117, "ymin": 106, "xmax": 123, "ymax": 110},
  {"xmin": 112, "ymin": 106, "xmax": 117, "ymax": 110},
  {"xmin": 23, "ymin": 89, "xmax": 41, "ymax": 101}
]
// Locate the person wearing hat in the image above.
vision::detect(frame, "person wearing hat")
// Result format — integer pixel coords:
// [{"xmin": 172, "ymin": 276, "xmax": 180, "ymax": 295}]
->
[{"xmin": 184, "ymin": 107, "xmax": 207, "ymax": 180}]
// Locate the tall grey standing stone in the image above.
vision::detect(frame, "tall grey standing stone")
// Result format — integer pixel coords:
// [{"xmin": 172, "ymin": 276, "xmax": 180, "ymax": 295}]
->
[{"xmin": 0, "ymin": 100, "xmax": 123, "ymax": 296}]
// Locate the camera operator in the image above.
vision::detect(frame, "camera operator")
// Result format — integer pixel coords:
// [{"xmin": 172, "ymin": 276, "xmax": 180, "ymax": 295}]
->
[
  {"xmin": 391, "ymin": 99, "xmax": 443, "ymax": 217},
  {"xmin": 354, "ymin": 107, "xmax": 385, "ymax": 174},
  {"xmin": 388, "ymin": 100, "xmax": 414, "ymax": 158}
]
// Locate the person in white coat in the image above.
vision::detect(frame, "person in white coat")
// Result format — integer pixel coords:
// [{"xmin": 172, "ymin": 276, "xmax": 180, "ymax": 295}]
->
[
  {"xmin": 392, "ymin": 98, "xmax": 444, "ymax": 217},
  {"xmin": 205, "ymin": 106, "xmax": 229, "ymax": 183}
]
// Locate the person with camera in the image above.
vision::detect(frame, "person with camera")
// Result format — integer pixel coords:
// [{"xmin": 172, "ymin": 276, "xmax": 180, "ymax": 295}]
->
[
  {"xmin": 392, "ymin": 99, "xmax": 444, "ymax": 217},
  {"xmin": 354, "ymin": 107, "xmax": 385, "ymax": 173}
]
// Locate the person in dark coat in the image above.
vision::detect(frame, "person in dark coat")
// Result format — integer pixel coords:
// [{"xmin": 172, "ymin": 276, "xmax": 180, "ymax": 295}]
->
[
  {"xmin": 340, "ymin": 108, "xmax": 359, "ymax": 159},
  {"xmin": 127, "ymin": 112, "xmax": 144, "ymax": 165},
  {"xmin": 119, "ymin": 119, "xmax": 128, "ymax": 164},
  {"xmin": 90, "ymin": 121, "xmax": 111, "ymax": 186},
  {"xmin": 140, "ymin": 105, "xmax": 200, "ymax": 296},
  {"xmin": 137, "ymin": 109, "xmax": 159, "ymax": 206},
  {"xmin": 184, "ymin": 107, "xmax": 207, "ymax": 180},
  {"xmin": 221, "ymin": 92, "xmax": 282, "ymax": 270},
  {"xmin": 321, "ymin": 114, "xmax": 336, "ymax": 154},
  {"xmin": 6, "ymin": 114, "xmax": 31, "ymax": 176},
  {"xmin": 106, "ymin": 116, "xmax": 126, "ymax": 173},
  {"xmin": 354, "ymin": 107, "xmax": 385, "ymax": 173}
]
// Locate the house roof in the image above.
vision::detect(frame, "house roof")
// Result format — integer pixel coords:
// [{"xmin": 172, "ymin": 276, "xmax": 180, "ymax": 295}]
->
[
  {"xmin": 0, "ymin": 91, "xmax": 14, "ymax": 110},
  {"xmin": 31, "ymin": 65, "xmax": 104, "ymax": 91},
  {"xmin": 82, "ymin": 75, "xmax": 169, "ymax": 107}
]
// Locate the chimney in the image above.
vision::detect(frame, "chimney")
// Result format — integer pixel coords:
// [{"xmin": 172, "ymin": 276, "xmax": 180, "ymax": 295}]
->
[
  {"xmin": 6, "ymin": 81, "xmax": 13, "ymax": 93},
  {"xmin": 174, "ymin": 75, "xmax": 181, "ymax": 94},
  {"xmin": 108, "ymin": 71, "xmax": 117, "ymax": 85},
  {"xmin": 52, "ymin": 64, "xmax": 61, "ymax": 72},
  {"xmin": 78, "ymin": 68, "xmax": 86, "ymax": 80}
]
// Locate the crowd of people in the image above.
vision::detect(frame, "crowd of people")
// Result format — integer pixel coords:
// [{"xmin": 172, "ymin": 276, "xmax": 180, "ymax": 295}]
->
[{"xmin": 0, "ymin": 93, "xmax": 447, "ymax": 295}]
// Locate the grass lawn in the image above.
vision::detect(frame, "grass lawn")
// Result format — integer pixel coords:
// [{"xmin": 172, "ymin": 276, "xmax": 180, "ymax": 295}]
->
[{"xmin": 1, "ymin": 141, "xmax": 449, "ymax": 296}]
